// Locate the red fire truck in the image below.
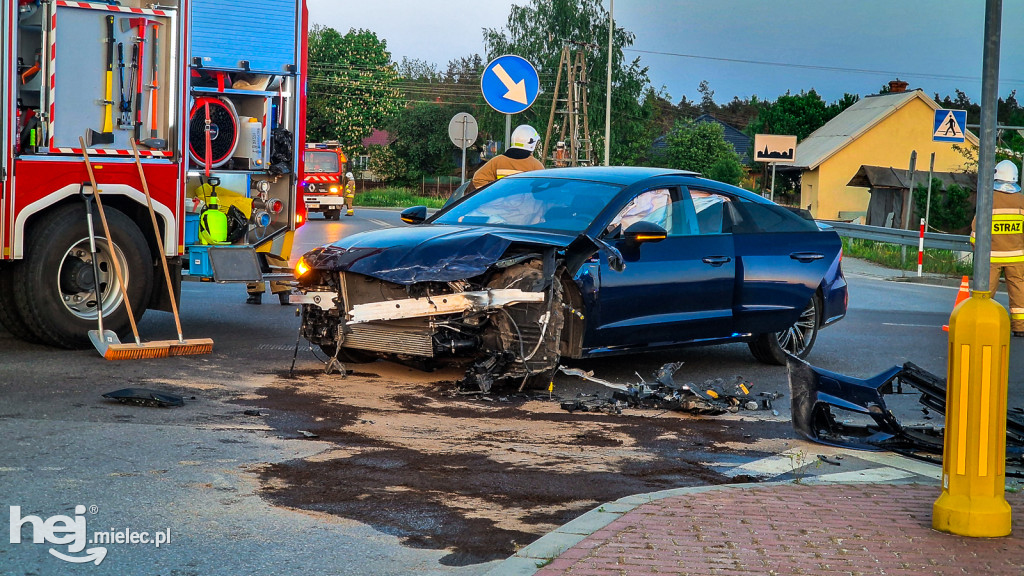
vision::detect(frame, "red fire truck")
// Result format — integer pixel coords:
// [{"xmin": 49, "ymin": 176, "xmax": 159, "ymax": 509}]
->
[
  {"xmin": 0, "ymin": 0, "xmax": 309, "ymax": 348},
  {"xmin": 301, "ymin": 141, "xmax": 350, "ymax": 220}
]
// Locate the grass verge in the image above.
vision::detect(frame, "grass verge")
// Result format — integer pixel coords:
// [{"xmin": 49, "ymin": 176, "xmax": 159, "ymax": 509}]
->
[
  {"xmin": 354, "ymin": 187, "xmax": 447, "ymax": 209},
  {"xmin": 842, "ymin": 237, "xmax": 973, "ymax": 276}
]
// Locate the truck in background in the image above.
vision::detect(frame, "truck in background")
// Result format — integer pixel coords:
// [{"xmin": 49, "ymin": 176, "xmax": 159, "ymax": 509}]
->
[
  {"xmin": 301, "ymin": 141, "xmax": 351, "ymax": 220},
  {"xmin": 0, "ymin": 0, "xmax": 309, "ymax": 348}
]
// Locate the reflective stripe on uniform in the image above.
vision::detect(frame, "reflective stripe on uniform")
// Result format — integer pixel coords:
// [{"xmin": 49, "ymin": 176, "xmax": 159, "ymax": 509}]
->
[
  {"xmin": 992, "ymin": 213, "xmax": 1024, "ymax": 234},
  {"xmin": 495, "ymin": 168, "xmax": 522, "ymax": 179}
]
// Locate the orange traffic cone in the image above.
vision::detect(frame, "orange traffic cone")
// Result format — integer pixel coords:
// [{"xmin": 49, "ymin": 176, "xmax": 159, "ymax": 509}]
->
[{"xmin": 942, "ymin": 276, "xmax": 971, "ymax": 332}]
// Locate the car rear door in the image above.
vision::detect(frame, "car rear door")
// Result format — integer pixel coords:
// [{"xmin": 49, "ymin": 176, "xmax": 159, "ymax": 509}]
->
[
  {"xmin": 589, "ymin": 186, "xmax": 735, "ymax": 349},
  {"xmin": 724, "ymin": 199, "xmax": 841, "ymax": 335}
]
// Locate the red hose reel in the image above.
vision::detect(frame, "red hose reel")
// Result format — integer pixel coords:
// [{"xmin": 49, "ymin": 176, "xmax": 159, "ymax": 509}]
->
[{"xmin": 188, "ymin": 96, "xmax": 239, "ymax": 169}]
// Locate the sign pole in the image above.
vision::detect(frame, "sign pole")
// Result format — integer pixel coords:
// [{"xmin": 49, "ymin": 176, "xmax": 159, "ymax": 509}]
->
[
  {"xmin": 505, "ymin": 114, "xmax": 512, "ymax": 153},
  {"xmin": 924, "ymin": 152, "xmax": 935, "ymax": 230},
  {"xmin": 769, "ymin": 163, "xmax": 776, "ymax": 203},
  {"xmin": 460, "ymin": 117, "xmax": 468, "ymax": 185},
  {"xmin": 933, "ymin": 0, "xmax": 1011, "ymax": 539}
]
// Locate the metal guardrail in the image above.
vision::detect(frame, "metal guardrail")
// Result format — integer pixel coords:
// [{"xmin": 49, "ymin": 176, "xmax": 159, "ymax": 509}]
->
[{"xmin": 823, "ymin": 221, "xmax": 973, "ymax": 252}]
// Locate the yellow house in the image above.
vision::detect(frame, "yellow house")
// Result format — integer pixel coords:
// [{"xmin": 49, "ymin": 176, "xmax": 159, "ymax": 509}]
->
[{"xmin": 792, "ymin": 88, "xmax": 979, "ymax": 220}]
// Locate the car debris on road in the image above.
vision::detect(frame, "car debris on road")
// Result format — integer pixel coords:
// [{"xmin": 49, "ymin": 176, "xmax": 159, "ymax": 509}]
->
[
  {"xmin": 788, "ymin": 356, "xmax": 1024, "ymax": 475},
  {"xmin": 557, "ymin": 362, "xmax": 777, "ymax": 416}
]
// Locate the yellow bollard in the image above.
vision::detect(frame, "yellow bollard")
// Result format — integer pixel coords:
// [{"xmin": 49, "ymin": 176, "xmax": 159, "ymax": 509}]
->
[{"xmin": 933, "ymin": 291, "xmax": 1012, "ymax": 537}]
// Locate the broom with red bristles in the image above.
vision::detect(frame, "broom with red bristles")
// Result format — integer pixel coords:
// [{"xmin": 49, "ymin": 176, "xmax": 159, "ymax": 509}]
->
[{"xmin": 130, "ymin": 138, "xmax": 213, "ymax": 356}]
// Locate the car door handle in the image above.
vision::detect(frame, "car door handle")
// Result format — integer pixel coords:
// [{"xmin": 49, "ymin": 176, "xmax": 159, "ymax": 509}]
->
[
  {"xmin": 702, "ymin": 256, "xmax": 732, "ymax": 266},
  {"xmin": 790, "ymin": 252, "xmax": 824, "ymax": 262}
]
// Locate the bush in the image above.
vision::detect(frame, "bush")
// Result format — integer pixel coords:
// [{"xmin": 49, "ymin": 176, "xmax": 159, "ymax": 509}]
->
[
  {"xmin": 367, "ymin": 145, "xmax": 407, "ymax": 184},
  {"xmin": 707, "ymin": 157, "xmax": 744, "ymax": 186},
  {"xmin": 912, "ymin": 178, "xmax": 973, "ymax": 233}
]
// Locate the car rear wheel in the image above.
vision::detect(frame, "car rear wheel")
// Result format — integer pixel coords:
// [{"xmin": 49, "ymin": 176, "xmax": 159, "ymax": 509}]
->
[{"xmin": 748, "ymin": 293, "xmax": 820, "ymax": 366}]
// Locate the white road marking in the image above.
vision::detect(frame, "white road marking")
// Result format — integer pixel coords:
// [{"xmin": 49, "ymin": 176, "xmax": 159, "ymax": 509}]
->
[
  {"xmin": 882, "ymin": 323, "xmax": 941, "ymax": 328},
  {"xmin": 812, "ymin": 466, "xmax": 916, "ymax": 483},
  {"xmin": 368, "ymin": 219, "xmax": 393, "ymax": 228},
  {"xmin": 723, "ymin": 450, "xmax": 803, "ymax": 478},
  {"xmin": 850, "ymin": 451, "xmax": 942, "ymax": 479}
]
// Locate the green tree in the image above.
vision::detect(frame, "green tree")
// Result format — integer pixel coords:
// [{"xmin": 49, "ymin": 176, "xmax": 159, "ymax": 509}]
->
[
  {"xmin": 366, "ymin": 145, "xmax": 406, "ymax": 184},
  {"xmin": 746, "ymin": 89, "xmax": 854, "ymax": 141},
  {"xmin": 707, "ymin": 157, "xmax": 745, "ymax": 186},
  {"xmin": 660, "ymin": 119, "xmax": 741, "ymax": 176},
  {"xmin": 306, "ymin": 25, "xmax": 401, "ymax": 147},
  {"xmin": 483, "ymin": 0, "xmax": 652, "ymax": 165},
  {"xmin": 387, "ymin": 102, "xmax": 471, "ymax": 181}
]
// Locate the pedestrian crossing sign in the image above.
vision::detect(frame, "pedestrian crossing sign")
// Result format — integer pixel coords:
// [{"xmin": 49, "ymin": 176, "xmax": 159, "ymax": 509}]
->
[{"xmin": 933, "ymin": 109, "xmax": 967, "ymax": 143}]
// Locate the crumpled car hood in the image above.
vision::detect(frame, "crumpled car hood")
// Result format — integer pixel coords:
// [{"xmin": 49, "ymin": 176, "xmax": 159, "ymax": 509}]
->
[{"xmin": 302, "ymin": 225, "xmax": 577, "ymax": 284}]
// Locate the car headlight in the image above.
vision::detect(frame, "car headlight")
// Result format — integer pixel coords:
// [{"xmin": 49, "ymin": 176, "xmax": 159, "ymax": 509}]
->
[{"xmin": 295, "ymin": 257, "xmax": 311, "ymax": 278}]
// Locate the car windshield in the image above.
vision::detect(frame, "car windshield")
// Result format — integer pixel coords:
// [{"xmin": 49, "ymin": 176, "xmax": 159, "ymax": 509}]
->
[
  {"xmin": 433, "ymin": 177, "xmax": 624, "ymax": 233},
  {"xmin": 304, "ymin": 151, "xmax": 339, "ymax": 173}
]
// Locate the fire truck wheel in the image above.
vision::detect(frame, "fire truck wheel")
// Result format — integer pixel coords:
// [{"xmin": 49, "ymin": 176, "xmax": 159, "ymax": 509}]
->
[
  {"xmin": 13, "ymin": 203, "xmax": 154, "ymax": 349},
  {"xmin": 0, "ymin": 262, "xmax": 42, "ymax": 343},
  {"xmin": 324, "ymin": 210, "xmax": 341, "ymax": 220}
]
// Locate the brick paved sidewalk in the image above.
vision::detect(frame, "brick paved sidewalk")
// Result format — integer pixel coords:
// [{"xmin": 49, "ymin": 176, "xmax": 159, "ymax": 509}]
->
[{"xmin": 530, "ymin": 484, "xmax": 1024, "ymax": 576}]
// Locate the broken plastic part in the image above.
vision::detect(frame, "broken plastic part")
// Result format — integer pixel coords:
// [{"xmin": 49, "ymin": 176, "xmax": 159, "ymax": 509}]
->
[{"xmin": 101, "ymin": 388, "xmax": 184, "ymax": 408}]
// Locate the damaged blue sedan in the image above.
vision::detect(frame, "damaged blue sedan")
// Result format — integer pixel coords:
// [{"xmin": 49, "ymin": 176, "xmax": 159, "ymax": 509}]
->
[{"xmin": 292, "ymin": 167, "xmax": 847, "ymax": 388}]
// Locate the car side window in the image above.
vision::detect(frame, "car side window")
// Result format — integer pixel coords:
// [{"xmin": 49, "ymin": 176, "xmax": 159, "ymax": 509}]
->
[
  {"xmin": 608, "ymin": 188, "xmax": 681, "ymax": 236},
  {"xmin": 689, "ymin": 189, "xmax": 733, "ymax": 234}
]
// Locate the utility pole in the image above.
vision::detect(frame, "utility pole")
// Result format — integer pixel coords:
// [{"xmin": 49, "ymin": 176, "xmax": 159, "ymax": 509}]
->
[{"xmin": 604, "ymin": 0, "xmax": 613, "ymax": 166}]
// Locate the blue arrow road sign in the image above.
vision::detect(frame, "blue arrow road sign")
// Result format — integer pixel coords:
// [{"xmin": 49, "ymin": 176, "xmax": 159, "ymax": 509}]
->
[
  {"xmin": 481, "ymin": 55, "xmax": 540, "ymax": 115},
  {"xmin": 933, "ymin": 109, "xmax": 967, "ymax": 143}
]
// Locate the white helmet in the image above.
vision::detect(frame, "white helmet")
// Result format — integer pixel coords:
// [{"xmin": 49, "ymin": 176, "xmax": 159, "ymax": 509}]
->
[
  {"xmin": 346, "ymin": 172, "xmax": 354, "ymax": 180},
  {"xmin": 994, "ymin": 160, "xmax": 1021, "ymax": 193},
  {"xmin": 510, "ymin": 125, "xmax": 540, "ymax": 152}
]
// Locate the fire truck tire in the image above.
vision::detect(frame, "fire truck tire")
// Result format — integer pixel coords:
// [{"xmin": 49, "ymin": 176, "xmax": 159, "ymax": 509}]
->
[
  {"xmin": 0, "ymin": 263, "xmax": 42, "ymax": 343},
  {"xmin": 324, "ymin": 209, "xmax": 341, "ymax": 220},
  {"xmin": 13, "ymin": 204, "xmax": 154, "ymax": 349}
]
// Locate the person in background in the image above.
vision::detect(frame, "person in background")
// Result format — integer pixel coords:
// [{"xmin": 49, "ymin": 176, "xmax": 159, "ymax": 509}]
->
[
  {"xmin": 470, "ymin": 124, "xmax": 544, "ymax": 191},
  {"xmin": 246, "ymin": 253, "xmax": 292, "ymax": 305},
  {"xmin": 972, "ymin": 159, "xmax": 1024, "ymax": 336},
  {"xmin": 344, "ymin": 172, "xmax": 356, "ymax": 216}
]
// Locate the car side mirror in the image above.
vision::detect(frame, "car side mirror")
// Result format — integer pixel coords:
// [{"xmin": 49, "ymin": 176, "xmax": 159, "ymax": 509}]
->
[
  {"xmin": 400, "ymin": 205, "xmax": 428, "ymax": 225},
  {"xmin": 623, "ymin": 221, "xmax": 667, "ymax": 246}
]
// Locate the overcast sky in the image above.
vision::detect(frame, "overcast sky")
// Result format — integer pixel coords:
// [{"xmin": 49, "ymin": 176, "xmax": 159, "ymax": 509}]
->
[{"xmin": 308, "ymin": 1, "xmax": 1024, "ymax": 106}]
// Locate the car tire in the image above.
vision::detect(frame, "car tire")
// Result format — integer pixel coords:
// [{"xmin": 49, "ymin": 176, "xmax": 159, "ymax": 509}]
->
[
  {"xmin": 748, "ymin": 293, "xmax": 820, "ymax": 366},
  {"xmin": 12, "ymin": 203, "xmax": 153, "ymax": 349},
  {"xmin": 0, "ymin": 262, "xmax": 41, "ymax": 343}
]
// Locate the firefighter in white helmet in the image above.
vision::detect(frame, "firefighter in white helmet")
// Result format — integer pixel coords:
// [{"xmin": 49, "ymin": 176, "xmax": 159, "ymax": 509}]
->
[
  {"xmin": 971, "ymin": 159, "xmax": 1024, "ymax": 336},
  {"xmin": 470, "ymin": 124, "xmax": 545, "ymax": 191},
  {"xmin": 344, "ymin": 172, "xmax": 356, "ymax": 216}
]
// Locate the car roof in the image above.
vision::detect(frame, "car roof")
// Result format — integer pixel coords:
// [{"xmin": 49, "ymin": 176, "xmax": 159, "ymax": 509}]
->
[{"xmin": 506, "ymin": 166, "xmax": 699, "ymax": 185}]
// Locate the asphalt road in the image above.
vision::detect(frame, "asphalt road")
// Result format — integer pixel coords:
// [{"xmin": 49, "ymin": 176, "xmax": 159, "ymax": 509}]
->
[{"xmin": 0, "ymin": 208, "xmax": 1020, "ymax": 575}]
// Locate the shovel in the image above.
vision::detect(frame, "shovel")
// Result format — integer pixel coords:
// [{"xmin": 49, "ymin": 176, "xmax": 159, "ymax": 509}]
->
[{"xmin": 82, "ymin": 187, "xmax": 119, "ymax": 351}]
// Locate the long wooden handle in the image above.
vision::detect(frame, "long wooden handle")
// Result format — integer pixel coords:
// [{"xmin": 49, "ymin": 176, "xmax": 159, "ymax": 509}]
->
[
  {"xmin": 79, "ymin": 137, "xmax": 141, "ymax": 345},
  {"xmin": 130, "ymin": 138, "xmax": 183, "ymax": 341}
]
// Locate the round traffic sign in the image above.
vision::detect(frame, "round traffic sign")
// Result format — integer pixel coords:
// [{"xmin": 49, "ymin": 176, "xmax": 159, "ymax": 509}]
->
[
  {"xmin": 448, "ymin": 113, "xmax": 478, "ymax": 149},
  {"xmin": 481, "ymin": 55, "xmax": 540, "ymax": 115}
]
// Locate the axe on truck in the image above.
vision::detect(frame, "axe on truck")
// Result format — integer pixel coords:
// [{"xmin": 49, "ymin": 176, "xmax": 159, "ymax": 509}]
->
[
  {"xmin": 119, "ymin": 16, "xmax": 156, "ymax": 141},
  {"xmin": 88, "ymin": 15, "xmax": 116, "ymax": 145}
]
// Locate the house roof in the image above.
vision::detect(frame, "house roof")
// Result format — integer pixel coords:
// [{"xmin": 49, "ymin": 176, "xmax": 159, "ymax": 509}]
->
[
  {"xmin": 792, "ymin": 90, "xmax": 980, "ymax": 170},
  {"xmin": 847, "ymin": 164, "xmax": 977, "ymax": 191},
  {"xmin": 361, "ymin": 129, "xmax": 393, "ymax": 148}
]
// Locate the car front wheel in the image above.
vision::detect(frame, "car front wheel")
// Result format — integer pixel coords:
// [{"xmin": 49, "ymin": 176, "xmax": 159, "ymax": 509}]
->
[{"xmin": 748, "ymin": 293, "xmax": 820, "ymax": 366}]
